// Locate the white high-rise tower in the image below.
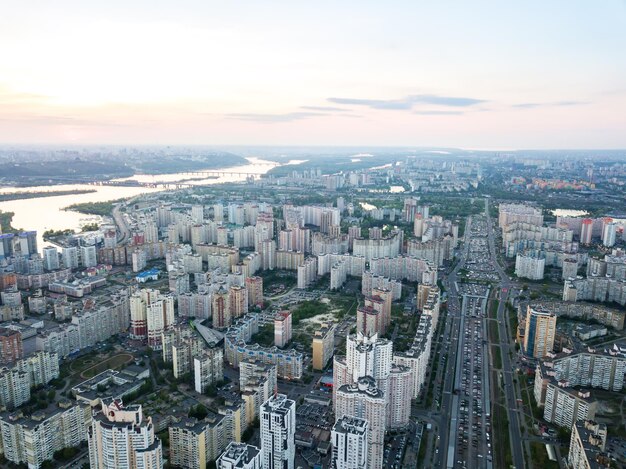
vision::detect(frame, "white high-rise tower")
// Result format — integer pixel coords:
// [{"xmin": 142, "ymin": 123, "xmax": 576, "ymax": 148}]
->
[
  {"xmin": 260, "ymin": 394, "xmax": 296, "ymax": 469},
  {"xmin": 331, "ymin": 416, "xmax": 368, "ymax": 469}
]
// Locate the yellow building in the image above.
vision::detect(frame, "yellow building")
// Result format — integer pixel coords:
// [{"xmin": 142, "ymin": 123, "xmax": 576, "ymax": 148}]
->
[{"xmin": 312, "ymin": 323, "xmax": 336, "ymax": 371}]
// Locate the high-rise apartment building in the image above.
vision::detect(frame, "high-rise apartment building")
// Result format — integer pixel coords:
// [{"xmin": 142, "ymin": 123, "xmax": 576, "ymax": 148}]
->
[
  {"xmin": 331, "ymin": 416, "xmax": 368, "ymax": 469},
  {"xmin": 312, "ymin": 323, "xmax": 336, "ymax": 371},
  {"xmin": 580, "ymin": 218, "xmax": 593, "ymax": 244},
  {"xmin": 130, "ymin": 289, "xmax": 175, "ymax": 349},
  {"xmin": 229, "ymin": 285, "xmax": 248, "ymax": 319},
  {"xmin": 0, "ymin": 327, "xmax": 23, "ymax": 365},
  {"xmin": 387, "ymin": 364, "xmax": 412, "ymax": 429},
  {"xmin": 1, "ymin": 399, "xmax": 89, "ymax": 468},
  {"xmin": 245, "ymin": 276, "xmax": 264, "ymax": 307},
  {"xmin": 88, "ymin": 398, "xmax": 162, "ymax": 469},
  {"xmin": 274, "ymin": 310, "xmax": 292, "ymax": 348},
  {"xmin": 515, "ymin": 251, "xmax": 545, "ymax": 280},
  {"xmin": 543, "ymin": 380, "xmax": 597, "ymax": 429},
  {"xmin": 194, "ymin": 348, "xmax": 224, "ymax": 394},
  {"xmin": 335, "ymin": 377, "xmax": 386, "ymax": 469},
  {"xmin": 42, "ymin": 246, "xmax": 59, "ymax": 271},
  {"xmin": 333, "ymin": 333, "xmax": 392, "ymax": 405},
  {"xmin": 602, "ymin": 221, "xmax": 617, "ymax": 247},
  {"xmin": 212, "ymin": 287, "xmax": 231, "ymax": 329},
  {"xmin": 523, "ymin": 306, "xmax": 557, "ymax": 358},
  {"xmin": 567, "ymin": 420, "xmax": 609, "ymax": 469},
  {"xmin": 260, "ymin": 394, "xmax": 296, "ymax": 469},
  {"xmin": 80, "ymin": 244, "xmax": 98, "ymax": 268},
  {"xmin": 62, "ymin": 246, "xmax": 79, "ymax": 269}
]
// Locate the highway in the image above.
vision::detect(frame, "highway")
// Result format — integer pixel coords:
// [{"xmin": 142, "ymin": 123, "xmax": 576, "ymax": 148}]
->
[
  {"xmin": 484, "ymin": 199, "xmax": 525, "ymax": 469},
  {"xmin": 434, "ymin": 199, "xmax": 526, "ymax": 469},
  {"xmin": 112, "ymin": 199, "xmax": 132, "ymax": 244},
  {"xmin": 436, "ymin": 216, "xmax": 472, "ymax": 469}
]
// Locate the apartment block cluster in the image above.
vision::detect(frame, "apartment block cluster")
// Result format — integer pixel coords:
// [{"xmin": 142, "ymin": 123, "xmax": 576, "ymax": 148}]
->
[
  {"xmin": 564, "ymin": 248, "xmax": 626, "ymax": 306},
  {"xmin": 520, "ymin": 299, "xmax": 626, "ymax": 468},
  {"xmin": 297, "ymin": 198, "xmax": 451, "ymax": 296},
  {"xmin": 332, "ymin": 285, "xmax": 439, "ymax": 469},
  {"xmin": 499, "ymin": 204, "xmax": 577, "ymax": 281},
  {"xmin": 0, "ymin": 231, "xmax": 105, "ymax": 290},
  {"xmin": 398, "ymin": 157, "xmax": 482, "ymax": 192}
]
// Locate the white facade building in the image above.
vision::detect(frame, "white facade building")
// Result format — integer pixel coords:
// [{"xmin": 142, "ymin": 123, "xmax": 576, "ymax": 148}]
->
[{"xmin": 260, "ymin": 394, "xmax": 296, "ymax": 469}]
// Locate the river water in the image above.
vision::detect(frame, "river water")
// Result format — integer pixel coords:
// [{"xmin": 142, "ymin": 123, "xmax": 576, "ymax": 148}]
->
[{"xmin": 0, "ymin": 157, "xmax": 281, "ymax": 247}]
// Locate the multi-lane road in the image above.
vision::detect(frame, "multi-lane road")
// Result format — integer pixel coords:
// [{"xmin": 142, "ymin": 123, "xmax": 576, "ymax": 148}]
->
[
  {"xmin": 485, "ymin": 199, "xmax": 526, "ymax": 469},
  {"xmin": 434, "ymin": 199, "xmax": 526, "ymax": 469}
]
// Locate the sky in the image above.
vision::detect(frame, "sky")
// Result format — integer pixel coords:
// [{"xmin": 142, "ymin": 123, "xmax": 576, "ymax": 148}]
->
[{"xmin": 1, "ymin": 1, "xmax": 626, "ymax": 149}]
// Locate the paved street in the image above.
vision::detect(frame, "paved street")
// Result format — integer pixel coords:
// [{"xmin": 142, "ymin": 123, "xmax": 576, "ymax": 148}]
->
[
  {"xmin": 485, "ymin": 199, "xmax": 526, "ymax": 469},
  {"xmin": 434, "ymin": 199, "xmax": 527, "ymax": 469}
]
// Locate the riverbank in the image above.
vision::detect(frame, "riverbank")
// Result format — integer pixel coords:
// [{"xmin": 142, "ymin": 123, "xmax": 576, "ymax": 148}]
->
[{"xmin": 0, "ymin": 189, "xmax": 96, "ymax": 202}]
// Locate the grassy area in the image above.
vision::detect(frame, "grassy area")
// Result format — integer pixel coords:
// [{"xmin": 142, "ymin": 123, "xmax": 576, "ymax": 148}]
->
[
  {"xmin": 530, "ymin": 441, "xmax": 559, "ymax": 469},
  {"xmin": 328, "ymin": 294, "xmax": 358, "ymax": 320},
  {"xmin": 251, "ymin": 324, "xmax": 274, "ymax": 347},
  {"xmin": 261, "ymin": 270, "xmax": 297, "ymax": 294},
  {"xmin": 493, "ymin": 401, "xmax": 513, "ymax": 469},
  {"xmin": 490, "ymin": 299, "xmax": 500, "ymax": 319},
  {"xmin": 492, "ymin": 345, "xmax": 503, "ymax": 369},
  {"xmin": 489, "ymin": 319, "xmax": 500, "ymax": 345},
  {"xmin": 291, "ymin": 301, "xmax": 329, "ymax": 325}
]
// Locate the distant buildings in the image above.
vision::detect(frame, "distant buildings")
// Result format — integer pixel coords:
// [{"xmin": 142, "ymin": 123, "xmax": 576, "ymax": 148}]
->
[{"xmin": 498, "ymin": 203, "xmax": 543, "ymax": 228}]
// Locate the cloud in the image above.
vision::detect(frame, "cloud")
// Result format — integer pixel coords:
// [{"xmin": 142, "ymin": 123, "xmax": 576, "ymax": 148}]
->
[
  {"xmin": 328, "ymin": 94, "xmax": 486, "ymax": 110},
  {"xmin": 300, "ymin": 105, "xmax": 347, "ymax": 112},
  {"xmin": 412, "ymin": 95, "xmax": 485, "ymax": 106},
  {"xmin": 512, "ymin": 101, "xmax": 588, "ymax": 109},
  {"xmin": 226, "ymin": 111, "xmax": 326, "ymax": 122},
  {"xmin": 512, "ymin": 103, "xmax": 541, "ymax": 109},
  {"xmin": 414, "ymin": 110, "xmax": 465, "ymax": 115},
  {"xmin": 328, "ymin": 97, "xmax": 414, "ymax": 110}
]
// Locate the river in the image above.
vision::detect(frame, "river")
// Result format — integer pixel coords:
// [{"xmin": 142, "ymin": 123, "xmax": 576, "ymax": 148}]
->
[{"xmin": 0, "ymin": 157, "xmax": 283, "ymax": 247}]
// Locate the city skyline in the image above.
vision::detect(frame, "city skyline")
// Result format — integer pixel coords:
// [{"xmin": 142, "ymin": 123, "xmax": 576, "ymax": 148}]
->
[{"xmin": 1, "ymin": 1, "xmax": 626, "ymax": 148}]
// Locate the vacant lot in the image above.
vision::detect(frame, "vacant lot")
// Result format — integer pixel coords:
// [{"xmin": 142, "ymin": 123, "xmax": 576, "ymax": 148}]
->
[{"xmin": 79, "ymin": 353, "xmax": 134, "ymax": 379}]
